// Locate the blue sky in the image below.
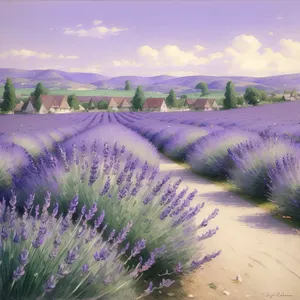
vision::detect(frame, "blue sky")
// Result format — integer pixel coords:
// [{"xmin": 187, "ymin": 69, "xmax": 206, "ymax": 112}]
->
[{"xmin": 0, "ymin": 1, "xmax": 299, "ymax": 76}]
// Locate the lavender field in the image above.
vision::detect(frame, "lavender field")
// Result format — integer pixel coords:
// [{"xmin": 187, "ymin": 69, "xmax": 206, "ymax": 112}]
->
[{"xmin": 0, "ymin": 103, "xmax": 300, "ymax": 300}]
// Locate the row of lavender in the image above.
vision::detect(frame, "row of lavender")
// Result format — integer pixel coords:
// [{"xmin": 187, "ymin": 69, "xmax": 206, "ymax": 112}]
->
[
  {"xmin": 136, "ymin": 101, "xmax": 300, "ymax": 141},
  {"xmin": 0, "ymin": 113, "xmax": 104, "ymax": 197},
  {"xmin": 116, "ymin": 112, "xmax": 300, "ymax": 221},
  {"xmin": 0, "ymin": 112, "xmax": 220, "ymax": 299}
]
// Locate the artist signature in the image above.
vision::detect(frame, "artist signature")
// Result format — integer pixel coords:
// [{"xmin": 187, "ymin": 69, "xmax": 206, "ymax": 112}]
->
[{"xmin": 262, "ymin": 292, "xmax": 293, "ymax": 298}]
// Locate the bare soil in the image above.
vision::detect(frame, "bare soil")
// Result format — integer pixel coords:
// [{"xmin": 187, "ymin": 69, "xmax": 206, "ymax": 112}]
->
[{"xmin": 150, "ymin": 155, "xmax": 300, "ymax": 300}]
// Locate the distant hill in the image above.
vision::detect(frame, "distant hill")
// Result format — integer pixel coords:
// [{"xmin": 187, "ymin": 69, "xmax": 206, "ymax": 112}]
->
[{"xmin": 0, "ymin": 68, "xmax": 300, "ymax": 94}]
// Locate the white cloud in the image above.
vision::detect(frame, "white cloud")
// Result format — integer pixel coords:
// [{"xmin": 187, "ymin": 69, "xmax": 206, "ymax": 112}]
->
[
  {"xmin": 223, "ymin": 34, "xmax": 300, "ymax": 76},
  {"xmin": 138, "ymin": 45, "xmax": 159, "ymax": 61},
  {"xmin": 136, "ymin": 44, "xmax": 222, "ymax": 67},
  {"xmin": 0, "ymin": 49, "xmax": 53, "ymax": 59},
  {"xmin": 112, "ymin": 60, "xmax": 142, "ymax": 67},
  {"xmin": 268, "ymin": 31, "xmax": 274, "ymax": 36},
  {"xmin": 0, "ymin": 49, "xmax": 79, "ymax": 60},
  {"xmin": 277, "ymin": 17, "xmax": 282, "ymax": 20},
  {"xmin": 93, "ymin": 20, "xmax": 103, "ymax": 26},
  {"xmin": 68, "ymin": 65, "xmax": 102, "ymax": 74},
  {"xmin": 58, "ymin": 54, "xmax": 79, "ymax": 60},
  {"xmin": 194, "ymin": 45, "xmax": 205, "ymax": 51},
  {"xmin": 64, "ymin": 23, "xmax": 127, "ymax": 38},
  {"xmin": 76, "ymin": 24, "xmax": 83, "ymax": 28}
]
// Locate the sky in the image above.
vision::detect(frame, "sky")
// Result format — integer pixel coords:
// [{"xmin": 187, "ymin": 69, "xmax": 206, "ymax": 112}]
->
[{"xmin": 0, "ymin": 0, "xmax": 300, "ymax": 77}]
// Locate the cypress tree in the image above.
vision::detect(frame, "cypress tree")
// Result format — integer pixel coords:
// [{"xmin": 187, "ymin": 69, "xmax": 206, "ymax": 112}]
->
[{"xmin": 2, "ymin": 78, "xmax": 16, "ymax": 112}]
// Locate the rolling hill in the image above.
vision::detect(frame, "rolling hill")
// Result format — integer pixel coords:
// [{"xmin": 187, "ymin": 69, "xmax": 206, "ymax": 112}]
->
[{"xmin": 0, "ymin": 68, "xmax": 300, "ymax": 95}]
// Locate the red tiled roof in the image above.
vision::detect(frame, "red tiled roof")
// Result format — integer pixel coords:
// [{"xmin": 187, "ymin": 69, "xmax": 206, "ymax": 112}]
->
[
  {"xmin": 185, "ymin": 98, "xmax": 196, "ymax": 105},
  {"xmin": 193, "ymin": 98, "xmax": 216, "ymax": 109},
  {"xmin": 76, "ymin": 96, "xmax": 111, "ymax": 103},
  {"xmin": 143, "ymin": 98, "xmax": 165, "ymax": 109}
]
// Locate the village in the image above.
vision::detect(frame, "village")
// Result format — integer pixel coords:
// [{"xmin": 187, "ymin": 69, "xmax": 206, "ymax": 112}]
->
[{"xmin": 9, "ymin": 90, "xmax": 220, "ymax": 114}]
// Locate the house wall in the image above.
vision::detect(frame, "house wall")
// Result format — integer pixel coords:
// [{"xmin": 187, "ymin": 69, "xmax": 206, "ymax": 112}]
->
[
  {"xmin": 39, "ymin": 104, "xmax": 49, "ymax": 114},
  {"xmin": 161, "ymin": 102, "xmax": 168, "ymax": 112}
]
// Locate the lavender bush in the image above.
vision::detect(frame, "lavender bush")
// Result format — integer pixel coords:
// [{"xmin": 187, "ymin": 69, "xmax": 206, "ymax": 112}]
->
[
  {"xmin": 229, "ymin": 138, "xmax": 299, "ymax": 198},
  {"xmin": 268, "ymin": 154, "xmax": 300, "ymax": 220},
  {"xmin": 187, "ymin": 130, "xmax": 260, "ymax": 179},
  {"xmin": 20, "ymin": 141, "xmax": 220, "ymax": 275},
  {"xmin": 62, "ymin": 124, "xmax": 160, "ymax": 167},
  {"xmin": 0, "ymin": 142, "xmax": 30, "ymax": 197},
  {"xmin": 163, "ymin": 128, "xmax": 209, "ymax": 161},
  {"xmin": 0, "ymin": 191, "xmax": 168, "ymax": 300}
]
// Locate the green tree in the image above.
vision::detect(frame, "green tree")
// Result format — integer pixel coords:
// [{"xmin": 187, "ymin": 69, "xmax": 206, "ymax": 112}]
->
[
  {"xmin": 236, "ymin": 96, "xmax": 245, "ymax": 106},
  {"xmin": 67, "ymin": 94, "xmax": 80, "ymax": 110},
  {"xmin": 32, "ymin": 82, "xmax": 47, "ymax": 111},
  {"xmin": 88, "ymin": 98, "xmax": 95, "ymax": 110},
  {"xmin": 259, "ymin": 90, "xmax": 269, "ymax": 102},
  {"xmin": 132, "ymin": 86, "xmax": 145, "ymax": 111},
  {"xmin": 33, "ymin": 82, "xmax": 47, "ymax": 99},
  {"xmin": 2, "ymin": 78, "xmax": 16, "ymax": 112},
  {"xmin": 244, "ymin": 87, "xmax": 261, "ymax": 106},
  {"xmin": 223, "ymin": 81, "xmax": 237, "ymax": 109},
  {"xmin": 125, "ymin": 80, "xmax": 132, "ymax": 91},
  {"xmin": 195, "ymin": 82, "xmax": 209, "ymax": 96},
  {"xmin": 180, "ymin": 94, "xmax": 187, "ymax": 100},
  {"xmin": 97, "ymin": 101, "xmax": 108, "ymax": 110},
  {"xmin": 166, "ymin": 89, "xmax": 176, "ymax": 107}
]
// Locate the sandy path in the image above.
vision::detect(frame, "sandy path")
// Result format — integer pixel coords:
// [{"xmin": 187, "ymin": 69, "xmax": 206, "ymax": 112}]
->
[{"xmin": 154, "ymin": 155, "xmax": 300, "ymax": 300}]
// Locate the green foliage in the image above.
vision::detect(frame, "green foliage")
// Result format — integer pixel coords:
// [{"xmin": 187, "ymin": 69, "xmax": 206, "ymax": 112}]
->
[
  {"xmin": 2, "ymin": 78, "xmax": 16, "ymax": 112},
  {"xmin": 97, "ymin": 101, "xmax": 108, "ymax": 110},
  {"xmin": 165, "ymin": 89, "xmax": 176, "ymax": 107},
  {"xmin": 180, "ymin": 94, "xmax": 187, "ymax": 100},
  {"xmin": 125, "ymin": 80, "xmax": 132, "ymax": 91},
  {"xmin": 132, "ymin": 86, "xmax": 145, "ymax": 111},
  {"xmin": 67, "ymin": 94, "xmax": 80, "ymax": 110},
  {"xmin": 259, "ymin": 90, "xmax": 269, "ymax": 102},
  {"xmin": 195, "ymin": 82, "xmax": 209, "ymax": 96},
  {"xmin": 0, "ymin": 193, "xmax": 139, "ymax": 300},
  {"xmin": 223, "ymin": 81, "xmax": 237, "ymax": 109},
  {"xmin": 236, "ymin": 96, "xmax": 245, "ymax": 106},
  {"xmin": 81, "ymin": 103, "xmax": 89, "ymax": 110},
  {"xmin": 33, "ymin": 82, "xmax": 47, "ymax": 99},
  {"xmin": 244, "ymin": 87, "xmax": 261, "ymax": 106},
  {"xmin": 35, "ymin": 96, "xmax": 42, "ymax": 111}
]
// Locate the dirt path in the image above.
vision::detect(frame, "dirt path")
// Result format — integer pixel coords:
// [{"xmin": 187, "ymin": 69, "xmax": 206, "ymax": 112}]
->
[{"xmin": 154, "ymin": 155, "xmax": 300, "ymax": 300}]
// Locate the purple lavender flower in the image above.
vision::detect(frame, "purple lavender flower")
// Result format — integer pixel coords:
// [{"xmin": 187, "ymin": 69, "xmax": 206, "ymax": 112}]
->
[
  {"xmin": 159, "ymin": 278, "xmax": 175, "ymax": 288},
  {"xmin": 191, "ymin": 250, "xmax": 221, "ymax": 269},
  {"xmin": 44, "ymin": 275, "xmax": 57, "ymax": 292},
  {"xmin": 174, "ymin": 262, "xmax": 183, "ymax": 274},
  {"xmin": 199, "ymin": 208, "xmax": 219, "ymax": 228},
  {"xmin": 131, "ymin": 239, "xmax": 146, "ymax": 257},
  {"xmin": 94, "ymin": 211, "xmax": 105, "ymax": 229},
  {"xmin": 85, "ymin": 203, "xmax": 98, "ymax": 221},
  {"xmin": 58, "ymin": 263, "xmax": 70, "ymax": 277},
  {"xmin": 68, "ymin": 195, "xmax": 79, "ymax": 214},
  {"xmin": 12, "ymin": 266, "xmax": 25, "ymax": 281},
  {"xmin": 140, "ymin": 252, "xmax": 155, "ymax": 272},
  {"xmin": 94, "ymin": 248, "xmax": 109, "ymax": 261},
  {"xmin": 51, "ymin": 202, "xmax": 59, "ymax": 218},
  {"xmin": 144, "ymin": 281, "xmax": 153, "ymax": 295},
  {"xmin": 198, "ymin": 227, "xmax": 219, "ymax": 241},
  {"xmin": 20, "ymin": 249, "xmax": 29, "ymax": 265},
  {"xmin": 65, "ymin": 246, "xmax": 80, "ymax": 264},
  {"xmin": 81, "ymin": 264, "xmax": 89, "ymax": 274},
  {"xmin": 100, "ymin": 177, "xmax": 110, "ymax": 196}
]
